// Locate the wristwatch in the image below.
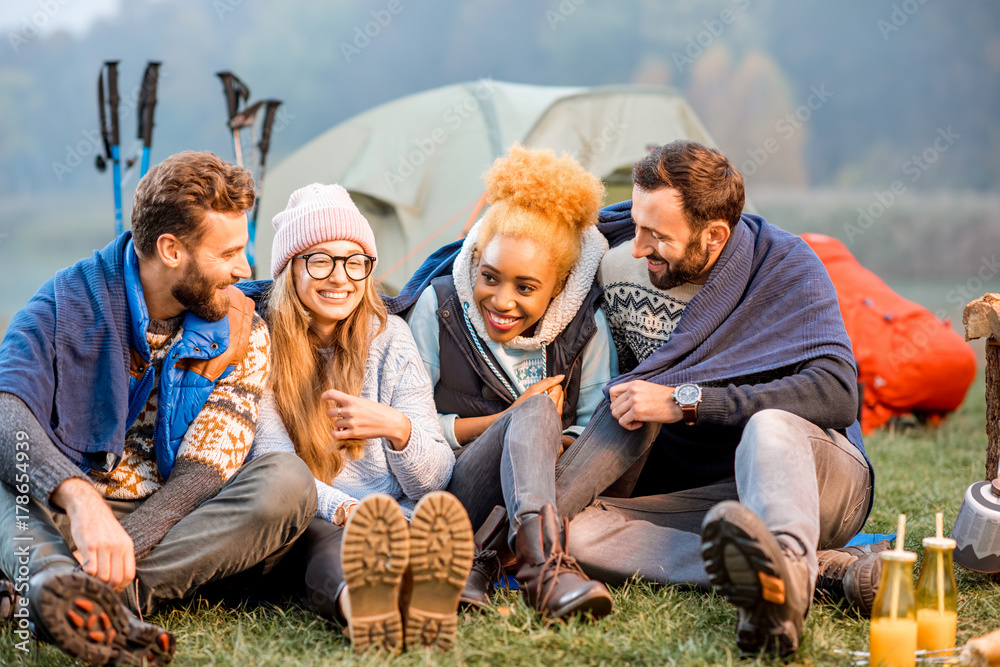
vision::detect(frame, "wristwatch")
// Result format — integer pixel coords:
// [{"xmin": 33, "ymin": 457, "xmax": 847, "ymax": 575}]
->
[{"xmin": 673, "ymin": 383, "xmax": 702, "ymax": 426}]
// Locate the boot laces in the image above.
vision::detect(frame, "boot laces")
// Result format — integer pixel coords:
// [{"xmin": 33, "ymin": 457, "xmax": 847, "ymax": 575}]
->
[
  {"xmin": 536, "ymin": 551, "xmax": 587, "ymax": 609},
  {"xmin": 471, "ymin": 549, "xmax": 506, "ymax": 588}
]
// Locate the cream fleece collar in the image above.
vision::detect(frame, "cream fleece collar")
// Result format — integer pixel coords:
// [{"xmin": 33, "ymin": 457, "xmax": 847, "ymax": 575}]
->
[{"xmin": 452, "ymin": 220, "xmax": 609, "ymax": 351}]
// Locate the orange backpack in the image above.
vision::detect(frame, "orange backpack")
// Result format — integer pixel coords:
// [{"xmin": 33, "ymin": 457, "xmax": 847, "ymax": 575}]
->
[{"xmin": 801, "ymin": 233, "xmax": 976, "ymax": 433}]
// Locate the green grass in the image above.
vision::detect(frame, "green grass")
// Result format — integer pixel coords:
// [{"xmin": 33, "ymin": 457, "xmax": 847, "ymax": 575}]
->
[{"xmin": 3, "ymin": 373, "xmax": 999, "ymax": 666}]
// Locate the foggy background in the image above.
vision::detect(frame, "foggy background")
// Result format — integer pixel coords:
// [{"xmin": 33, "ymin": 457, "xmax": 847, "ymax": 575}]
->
[{"xmin": 1, "ymin": 0, "xmax": 998, "ymax": 334}]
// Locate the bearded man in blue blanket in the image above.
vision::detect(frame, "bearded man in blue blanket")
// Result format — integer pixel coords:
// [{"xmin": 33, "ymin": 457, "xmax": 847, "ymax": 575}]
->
[{"xmin": 564, "ymin": 140, "xmax": 880, "ymax": 657}]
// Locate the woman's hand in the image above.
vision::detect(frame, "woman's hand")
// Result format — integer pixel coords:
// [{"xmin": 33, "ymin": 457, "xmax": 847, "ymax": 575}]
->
[
  {"xmin": 512, "ymin": 375, "xmax": 565, "ymax": 415},
  {"xmin": 322, "ymin": 388, "xmax": 412, "ymax": 451}
]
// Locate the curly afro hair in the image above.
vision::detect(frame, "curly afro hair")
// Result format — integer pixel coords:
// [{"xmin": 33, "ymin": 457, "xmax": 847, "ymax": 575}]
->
[{"xmin": 476, "ymin": 142, "xmax": 605, "ymax": 286}]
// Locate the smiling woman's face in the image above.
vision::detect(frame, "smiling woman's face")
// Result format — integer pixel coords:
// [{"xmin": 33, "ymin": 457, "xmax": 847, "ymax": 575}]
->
[
  {"xmin": 292, "ymin": 240, "xmax": 367, "ymax": 339},
  {"xmin": 472, "ymin": 235, "xmax": 560, "ymax": 343}
]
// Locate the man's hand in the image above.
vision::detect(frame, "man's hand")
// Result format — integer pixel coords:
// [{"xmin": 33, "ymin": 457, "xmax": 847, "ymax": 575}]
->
[
  {"xmin": 323, "ymin": 388, "xmax": 412, "ymax": 451},
  {"xmin": 609, "ymin": 380, "xmax": 682, "ymax": 430},
  {"xmin": 51, "ymin": 478, "xmax": 135, "ymax": 593}
]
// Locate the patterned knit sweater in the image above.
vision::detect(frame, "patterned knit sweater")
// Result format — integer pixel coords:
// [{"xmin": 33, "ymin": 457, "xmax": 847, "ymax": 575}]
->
[
  {"xmin": 89, "ymin": 313, "xmax": 269, "ymax": 500},
  {"xmin": 249, "ymin": 314, "xmax": 454, "ymax": 522}
]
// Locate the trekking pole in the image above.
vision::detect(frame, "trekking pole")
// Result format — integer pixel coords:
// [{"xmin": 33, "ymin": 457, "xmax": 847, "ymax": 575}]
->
[
  {"xmin": 245, "ymin": 99, "xmax": 282, "ymax": 278},
  {"xmin": 216, "ymin": 71, "xmax": 250, "ymax": 167},
  {"xmin": 95, "ymin": 60, "xmax": 123, "ymax": 236},
  {"xmin": 136, "ymin": 61, "xmax": 161, "ymax": 178}
]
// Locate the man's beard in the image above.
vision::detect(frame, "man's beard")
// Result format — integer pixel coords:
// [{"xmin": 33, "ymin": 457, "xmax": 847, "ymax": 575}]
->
[
  {"xmin": 648, "ymin": 236, "xmax": 710, "ymax": 290},
  {"xmin": 172, "ymin": 260, "xmax": 232, "ymax": 322}
]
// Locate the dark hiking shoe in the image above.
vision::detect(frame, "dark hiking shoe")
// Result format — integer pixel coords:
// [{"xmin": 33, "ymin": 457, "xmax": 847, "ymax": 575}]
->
[
  {"xmin": 701, "ymin": 501, "xmax": 810, "ymax": 658},
  {"xmin": 341, "ymin": 494, "xmax": 409, "ymax": 653},
  {"xmin": 514, "ymin": 504, "xmax": 612, "ymax": 620},
  {"xmin": 460, "ymin": 506, "xmax": 514, "ymax": 609},
  {"xmin": 815, "ymin": 540, "xmax": 890, "ymax": 615},
  {"xmin": 0, "ymin": 576, "xmax": 21, "ymax": 623},
  {"xmin": 404, "ymin": 491, "xmax": 474, "ymax": 650},
  {"xmin": 27, "ymin": 569, "xmax": 174, "ymax": 666}
]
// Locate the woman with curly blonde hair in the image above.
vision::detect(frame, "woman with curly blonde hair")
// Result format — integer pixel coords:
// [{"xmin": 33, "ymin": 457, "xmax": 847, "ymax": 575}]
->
[{"xmin": 405, "ymin": 143, "xmax": 616, "ymax": 619}]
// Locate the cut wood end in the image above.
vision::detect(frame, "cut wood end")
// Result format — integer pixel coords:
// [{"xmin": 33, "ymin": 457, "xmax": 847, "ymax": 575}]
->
[{"xmin": 963, "ymin": 293, "xmax": 1000, "ymax": 341}]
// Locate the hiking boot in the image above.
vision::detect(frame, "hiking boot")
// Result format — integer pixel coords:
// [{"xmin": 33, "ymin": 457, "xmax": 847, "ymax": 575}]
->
[
  {"xmin": 0, "ymin": 575, "xmax": 21, "ymax": 623},
  {"xmin": 460, "ymin": 506, "xmax": 515, "ymax": 609},
  {"xmin": 341, "ymin": 494, "xmax": 409, "ymax": 653},
  {"xmin": 700, "ymin": 501, "xmax": 811, "ymax": 658},
  {"xmin": 27, "ymin": 568, "xmax": 175, "ymax": 666},
  {"xmin": 815, "ymin": 540, "xmax": 890, "ymax": 615},
  {"xmin": 403, "ymin": 491, "xmax": 474, "ymax": 650},
  {"xmin": 514, "ymin": 504, "xmax": 612, "ymax": 620}
]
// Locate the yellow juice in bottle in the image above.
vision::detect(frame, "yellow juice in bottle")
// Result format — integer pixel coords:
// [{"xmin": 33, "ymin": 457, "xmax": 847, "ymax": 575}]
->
[
  {"xmin": 915, "ymin": 536, "xmax": 958, "ymax": 651},
  {"xmin": 870, "ymin": 617, "xmax": 918, "ymax": 667},
  {"xmin": 915, "ymin": 609, "xmax": 957, "ymax": 651},
  {"xmin": 869, "ymin": 549, "xmax": 918, "ymax": 667}
]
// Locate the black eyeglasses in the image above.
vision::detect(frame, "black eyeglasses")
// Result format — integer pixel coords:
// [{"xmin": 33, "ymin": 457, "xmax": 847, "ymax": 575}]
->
[{"xmin": 294, "ymin": 252, "xmax": 376, "ymax": 281}]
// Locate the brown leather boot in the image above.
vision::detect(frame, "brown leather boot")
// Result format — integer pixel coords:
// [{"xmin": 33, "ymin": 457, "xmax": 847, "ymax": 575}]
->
[
  {"xmin": 514, "ymin": 504, "xmax": 612, "ymax": 619},
  {"xmin": 460, "ymin": 506, "xmax": 516, "ymax": 609}
]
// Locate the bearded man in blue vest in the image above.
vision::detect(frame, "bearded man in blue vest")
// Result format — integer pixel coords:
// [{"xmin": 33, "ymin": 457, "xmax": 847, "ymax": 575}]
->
[
  {"xmin": 0, "ymin": 151, "xmax": 316, "ymax": 665},
  {"xmin": 561, "ymin": 140, "xmax": 879, "ymax": 657}
]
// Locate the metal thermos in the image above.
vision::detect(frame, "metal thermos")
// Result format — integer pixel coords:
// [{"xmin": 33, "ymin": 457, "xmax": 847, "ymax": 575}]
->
[{"xmin": 951, "ymin": 478, "xmax": 1000, "ymax": 573}]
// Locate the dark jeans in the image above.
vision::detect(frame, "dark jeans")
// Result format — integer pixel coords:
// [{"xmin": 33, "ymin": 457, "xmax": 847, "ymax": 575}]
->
[{"xmin": 0, "ymin": 452, "xmax": 317, "ymax": 615}]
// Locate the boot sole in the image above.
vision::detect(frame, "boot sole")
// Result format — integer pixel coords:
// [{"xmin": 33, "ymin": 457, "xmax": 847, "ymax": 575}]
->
[
  {"xmin": 30, "ymin": 570, "xmax": 174, "ymax": 665},
  {"xmin": 700, "ymin": 501, "xmax": 799, "ymax": 657},
  {"xmin": 406, "ymin": 491, "xmax": 474, "ymax": 650},
  {"xmin": 342, "ymin": 494, "xmax": 409, "ymax": 653},
  {"xmin": 843, "ymin": 555, "xmax": 881, "ymax": 615}
]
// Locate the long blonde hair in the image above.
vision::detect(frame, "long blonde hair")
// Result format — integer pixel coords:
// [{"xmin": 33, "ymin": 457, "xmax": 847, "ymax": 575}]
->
[{"xmin": 266, "ymin": 266, "xmax": 388, "ymax": 482}]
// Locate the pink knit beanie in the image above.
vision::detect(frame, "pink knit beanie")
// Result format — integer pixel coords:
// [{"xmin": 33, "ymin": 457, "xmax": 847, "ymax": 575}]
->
[{"xmin": 270, "ymin": 183, "xmax": 378, "ymax": 279}]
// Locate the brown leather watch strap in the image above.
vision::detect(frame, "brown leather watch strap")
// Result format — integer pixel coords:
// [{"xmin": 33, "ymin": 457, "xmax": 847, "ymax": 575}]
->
[{"xmin": 681, "ymin": 404, "xmax": 697, "ymax": 426}]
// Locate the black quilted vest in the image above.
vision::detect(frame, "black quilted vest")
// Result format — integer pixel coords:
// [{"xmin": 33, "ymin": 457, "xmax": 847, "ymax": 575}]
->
[{"xmin": 430, "ymin": 276, "xmax": 603, "ymax": 431}]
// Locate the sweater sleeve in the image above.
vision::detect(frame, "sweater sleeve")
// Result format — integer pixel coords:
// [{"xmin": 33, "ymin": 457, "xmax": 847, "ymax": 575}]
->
[
  {"xmin": 564, "ymin": 308, "xmax": 615, "ymax": 438},
  {"xmin": 378, "ymin": 317, "xmax": 455, "ymax": 502},
  {"xmin": 0, "ymin": 392, "xmax": 88, "ymax": 509},
  {"xmin": 250, "ymin": 390, "xmax": 357, "ymax": 523},
  {"xmin": 405, "ymin": 287, "xmax": 462, "ymax": 449},
  {"xmin": 696, "ymin": 355, "xmax": 859, "ymax": 431},
  {"xmin": 118, "ymin": 316, "xmax": 270, "ymax": 559}
]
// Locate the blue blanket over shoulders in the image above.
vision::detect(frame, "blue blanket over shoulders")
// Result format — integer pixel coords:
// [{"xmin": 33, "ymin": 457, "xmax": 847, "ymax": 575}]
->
[
  {"xmin": 0, "ymin": 234, "xmax": 131, "ymax": 471},
  {"xmin": 599, "ymin": 201, "xmax": 865, "ymax": 454}
]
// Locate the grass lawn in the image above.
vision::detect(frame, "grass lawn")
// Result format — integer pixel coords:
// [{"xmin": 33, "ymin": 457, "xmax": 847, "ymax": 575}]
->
[{"xmin": 3, "ymin": 373, "xmax": 998, "ymax": 666}]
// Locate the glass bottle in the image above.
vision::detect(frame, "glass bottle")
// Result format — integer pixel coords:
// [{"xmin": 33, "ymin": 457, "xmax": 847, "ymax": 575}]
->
[
  {"xmin": 915, "ymin": 537, "xmax": 958, "ymax": 651},
  {"xmin": 869, "ymin": 550, "xmax": 918, "ymax": 667}
]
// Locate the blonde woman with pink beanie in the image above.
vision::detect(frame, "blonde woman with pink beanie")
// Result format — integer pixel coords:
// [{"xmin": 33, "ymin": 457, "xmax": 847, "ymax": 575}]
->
[{"xmin": 245, "ymin": 184, "xmax": 473, "ymax": 653}]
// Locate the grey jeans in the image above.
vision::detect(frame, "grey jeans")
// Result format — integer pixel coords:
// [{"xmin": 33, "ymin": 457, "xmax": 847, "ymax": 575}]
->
[
  {"xmin": 0, "ymin": 451, "xmax": 317, "ymax": 615},
  {"xmin": 565, "ymin": 408, "xmax": 873, "ymax": 588},
  {"xmin": 446, "ymin": 395, "xmax": 661, "ymax": 540}
]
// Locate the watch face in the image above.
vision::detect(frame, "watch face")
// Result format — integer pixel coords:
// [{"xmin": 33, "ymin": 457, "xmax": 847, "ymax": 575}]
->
[{"xmin": 675, "ymin": 384, "xmax": 700, "ymax": 404}]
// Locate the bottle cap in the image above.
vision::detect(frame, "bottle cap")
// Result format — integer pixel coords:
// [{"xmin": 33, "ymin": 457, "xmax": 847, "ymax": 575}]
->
[
  {"xmin": 922, "ymin": 536, "xmax": 957, "ymax": 550},
  {"xmin": 880, "ymin": 549, "xmax": 917, "ymax": 563}
]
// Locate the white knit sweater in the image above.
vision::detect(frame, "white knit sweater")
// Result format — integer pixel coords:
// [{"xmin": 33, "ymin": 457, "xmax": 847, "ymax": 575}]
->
[{"xmin": 249, "ymin": 314, "xmax": 455, "ymax": 522}]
